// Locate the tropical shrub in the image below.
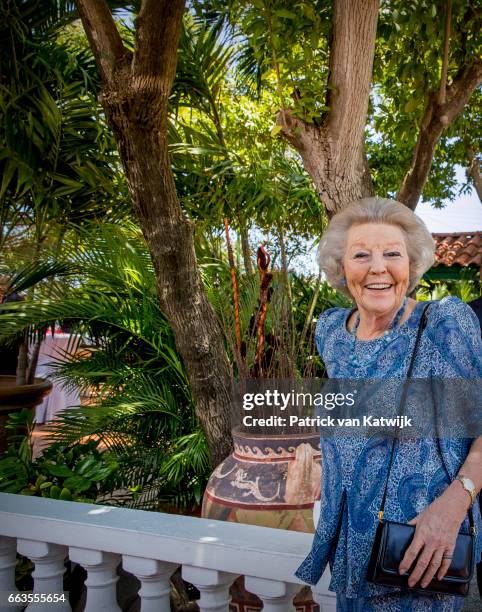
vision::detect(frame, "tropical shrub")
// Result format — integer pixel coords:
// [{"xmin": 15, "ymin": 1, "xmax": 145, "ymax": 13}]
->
[
  {"xmin": 0, "ymin": 410, "xmax": 119, "ymax": 503},
  {"xmin": 0, "ymin": 223, "xmax": 211, "ymax": 511}
]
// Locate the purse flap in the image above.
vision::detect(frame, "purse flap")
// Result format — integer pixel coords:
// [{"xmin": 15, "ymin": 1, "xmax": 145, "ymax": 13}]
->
[{"xmin": 380, "ymin": 521, "xmax": 474, "ymax": 583}]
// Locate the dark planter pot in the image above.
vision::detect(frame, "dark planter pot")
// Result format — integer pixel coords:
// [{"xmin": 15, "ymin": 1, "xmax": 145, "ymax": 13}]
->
[
  {"xmin": 202, "ymin": 427, "xmax": 321, "ymax": 611},
  {"xmin": 0, "ymin": 375, "xmax": 52, "ymax": 454}
]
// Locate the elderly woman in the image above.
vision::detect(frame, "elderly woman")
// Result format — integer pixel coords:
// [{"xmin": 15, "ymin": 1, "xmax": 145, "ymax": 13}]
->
[{"xmin": 295, "ymin": 198, "xmax": 482, "ymax": 611}]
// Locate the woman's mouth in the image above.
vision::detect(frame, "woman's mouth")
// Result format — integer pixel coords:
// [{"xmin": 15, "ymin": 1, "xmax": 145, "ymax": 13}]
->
[{"xmin": 364, "ymin": 283, "xmax": 393, "ymax": 291}]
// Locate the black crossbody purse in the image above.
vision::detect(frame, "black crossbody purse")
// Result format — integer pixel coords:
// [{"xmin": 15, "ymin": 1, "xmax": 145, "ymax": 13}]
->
[{"xmin": 366, "ymin": 303, "xmax": 476, "ymax": 596}]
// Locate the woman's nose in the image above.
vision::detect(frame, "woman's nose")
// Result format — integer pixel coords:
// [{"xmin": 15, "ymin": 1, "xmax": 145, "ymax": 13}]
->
[{"xmin": 369, "ymin": 253, "xmax": 387, "ymax": 273}]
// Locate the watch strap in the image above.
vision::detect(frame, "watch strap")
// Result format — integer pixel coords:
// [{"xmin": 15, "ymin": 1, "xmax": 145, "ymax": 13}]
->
[{"xmin": 455, "ymin": 475, "xmax": 476, "ymax": 507}]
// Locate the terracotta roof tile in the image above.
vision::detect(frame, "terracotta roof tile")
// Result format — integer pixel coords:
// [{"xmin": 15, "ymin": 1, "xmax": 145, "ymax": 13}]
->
[{"xmin": 432, "ymin": 232, "xmax": 482, "ymax": 268}]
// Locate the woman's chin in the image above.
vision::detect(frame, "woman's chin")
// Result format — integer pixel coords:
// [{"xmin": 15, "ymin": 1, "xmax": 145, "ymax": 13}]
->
[{"xmin": 361, "ymin": 291, "xmax": 399, "ymax": 313}]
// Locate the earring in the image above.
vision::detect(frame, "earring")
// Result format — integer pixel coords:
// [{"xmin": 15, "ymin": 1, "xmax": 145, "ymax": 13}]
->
[{"xmin": 340, "ymin": 277, "xmax": 347, "ymax": 286}]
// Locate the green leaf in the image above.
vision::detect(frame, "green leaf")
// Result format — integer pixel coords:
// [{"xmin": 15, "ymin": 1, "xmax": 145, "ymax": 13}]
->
[
  {"xmin": 274, "ymin": 9, "xmax": 296, "ymax": 19},
  {"xmin": 0, "ymin": 159, "xmax": 17, "ymax": 201},
  {"xmin": 91, "ymin": 465, "xmax": 115, "ymax": 481},
  {"xmin": 74, "ymin": 456, "xmax": 97, "ymax": 476},
  {"xmin": 50, "ymin": 485, "xmax": 62, "ymax": 499},
  {"xmin": 270, "ymin": 125, "xmax": 282, "ymax": 137},
  {"xmin": 45, "ymin": 463, "xmax": 74, "ymax": 478},
  {"xmin": 35, "ymin": 475, "xmax": 47, "ymax": 488},
  {"xmin": 59, "ymin": 488, "xmax": 72, "ymax": 501},
  {"xmin": 404, "ymin": 99, "xmax": 419, "ymax": 113},
  {"xmin": 63, "ymin": 475, "xmax": 92, "ymax": 493}
]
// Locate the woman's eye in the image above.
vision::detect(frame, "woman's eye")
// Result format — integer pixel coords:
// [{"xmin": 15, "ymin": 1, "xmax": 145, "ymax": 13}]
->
[
  {"xmin": 353, "ymin": 253, "xmax": 368, "ymax": 259},
  {"xmin": 385, "ymin": 251, "xmax": 401, "ymax": 257}
]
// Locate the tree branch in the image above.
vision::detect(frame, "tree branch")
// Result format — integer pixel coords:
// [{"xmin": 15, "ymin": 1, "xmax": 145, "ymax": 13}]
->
[
  {"xmin": 438, "ymin": 0, "xmax": 452, "ymax": 105},
  {"xmin": 443, "ymin": 61, "xmax": 482, "ymax": 124},
  {"xmin": 74, "ymin": 0, "xmax": 127, "ymax": 85},
  {"xmin": 133, "ymin": 0, "xmax": 186, "ymax": 85},
  {"xmin": 397, "ymin": 59, "xmax": 482, "ymax": 210}
]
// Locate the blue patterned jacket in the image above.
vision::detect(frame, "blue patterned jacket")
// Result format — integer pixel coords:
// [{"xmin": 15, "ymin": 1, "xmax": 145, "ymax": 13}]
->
[{"xmin": 295, "ymin": 297, "xmax": 482, "ymax": 597}]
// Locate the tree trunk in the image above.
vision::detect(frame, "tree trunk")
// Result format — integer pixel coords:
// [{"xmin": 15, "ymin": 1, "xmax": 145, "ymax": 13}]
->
[
  {"xmin": 466, "ymin": 146, "xmax": 482, "ymax": 203},
  {"xmin": 75, "ymin": 0, "xmax": 233, "ymax": 466},
  {"xmin": 27, "ymin": 338, "xmax": 42, "ymax": 384},
  {"xmin": 278, "ymin": 0, "xmax": 378, "ymax": 216},
  {"xmin": 16, "ymin": 339, "xmax": 28, "ymax": 386},
  {"xmin": 106, "ymin": 88, "xmax": 233, "ymax": 467},
  {"xmin": 277, "ymin": 0, "xmax": 481, "ymax": 214},
  {"xmin": 238, "ymin": 216, "xmax": 253, "ymax": 274}
]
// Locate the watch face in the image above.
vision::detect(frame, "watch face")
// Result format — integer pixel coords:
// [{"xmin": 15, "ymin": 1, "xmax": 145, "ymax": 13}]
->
[{"xmin": 461, "ymin": 476, "xmax": 475, "ymax": 490}]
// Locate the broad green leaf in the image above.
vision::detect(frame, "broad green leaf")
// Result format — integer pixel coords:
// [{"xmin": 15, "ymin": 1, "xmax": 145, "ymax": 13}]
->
[
  {"xmin": 59, "ymin": 488, "xmax": 73, "ymax": 501},
  {"xmin": 404, "ymin": 98, "xmax": 420, "ymax": 113},
  {"xmin": 0, "ymin": 159, "xmax": 17, "ymax": 200},
  {"xmin": 50, "ymin": 485, "xmax": 62, "ymax": 499},
  {"xmin": 63, "ymin": 475, "xmax": 92, "ymax": 493},
  {"xmin": 45, "ymin": 463, "xmax": 74, "ymax": 478},
  {"xmin": 274, "ymin": 9, "xmax": 297, "ymax": 20}
]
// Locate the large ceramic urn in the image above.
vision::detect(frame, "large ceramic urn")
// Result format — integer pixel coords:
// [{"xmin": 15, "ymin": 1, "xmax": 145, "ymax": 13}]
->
[
  {"xmin": 0, "ymin": 375, "xmax": 52, "ymax": 453},
  {"xmin": 202, "ymin": 427, "xmax": 321, "ymax": 611}
]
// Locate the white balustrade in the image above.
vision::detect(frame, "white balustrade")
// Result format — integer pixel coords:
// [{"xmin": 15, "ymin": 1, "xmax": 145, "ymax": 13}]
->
[
  {"xmin": 69, "ymin": 548, "xmax": 121, "ymax": 612},
  {"xmin": 245, "ymin": 576, "xmax": 299, "ymax": 612},
  {"xmin": 123, "ymin": 556, "xmax": 177, "ymax": 612},
  {"xmin": 0, "ymin": 492, "xmax": 336, "ymax": 612},
  {"xmin": 16, "ymin": 540, "xmax": 70, "ymax": 612},
  {"xmin": 0, "ymin": 537, "xmax": 20, "ymax": 612},
  {"xmin": 182, "ymin": 566, "xmax": 237, "ymax": 612}
]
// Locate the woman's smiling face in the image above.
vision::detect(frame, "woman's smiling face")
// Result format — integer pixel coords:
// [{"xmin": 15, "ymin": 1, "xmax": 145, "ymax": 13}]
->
[{"xmin": 343, "ymin": 223, "xmax": 410, "ymax": 316}]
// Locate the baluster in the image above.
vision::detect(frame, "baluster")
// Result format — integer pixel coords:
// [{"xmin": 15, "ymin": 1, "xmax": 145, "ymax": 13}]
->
[
  {"xmin": 244, "ymin": 576, "xmax": 299, "ymax": 612},
  {"xmin": 182, "ymin": 566, "xmax": 237, "ymax": 612},
  {"xmin": 122, "ymin": 556, "xmax": 177, "ymax": 612},
  {"xmin": 0, "ymin": 537, "xmax": 21, "ymax": 612},
  {"xmin": 69, "ymin": 548, "xmax": 120, "ymax": 612},
  {"xmin": 16, "ymin": 540, "xmax": 70, "ymax": 612}
]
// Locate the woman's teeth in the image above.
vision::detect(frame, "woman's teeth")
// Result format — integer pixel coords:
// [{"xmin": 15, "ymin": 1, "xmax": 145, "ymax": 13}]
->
[{"xmin": 365, "ymin": 284, "xmax": 392, "ymax": 290}]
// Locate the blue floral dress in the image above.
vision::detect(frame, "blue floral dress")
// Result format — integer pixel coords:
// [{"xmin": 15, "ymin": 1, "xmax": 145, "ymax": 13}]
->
[{"xmin": 295, "ymin": 297, "xmax": 482, "ymax": 611}]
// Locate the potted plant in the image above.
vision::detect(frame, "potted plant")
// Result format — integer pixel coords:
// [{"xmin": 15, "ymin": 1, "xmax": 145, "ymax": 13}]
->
[
  {"xmin": 201, "ymin": 241, "xmax": 347, "ymax": 611},
  {"xmin": 0, "ymin": 277, "xmax": 52, "ymax": 453}
]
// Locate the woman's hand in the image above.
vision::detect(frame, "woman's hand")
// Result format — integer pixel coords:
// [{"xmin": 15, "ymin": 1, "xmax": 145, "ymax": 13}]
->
[{"xmin": 398, "ymin": 482, "xmax": 470, "ymax": 588}]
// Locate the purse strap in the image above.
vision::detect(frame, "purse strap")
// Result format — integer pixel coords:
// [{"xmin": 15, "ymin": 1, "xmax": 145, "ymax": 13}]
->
[
  {"xmin": 377, "ymin": 302, "xmax": 430, "ymax": 521},
  {"xmin": 376, "ymin": 302, "xmax": 475, "ymax": 531}
]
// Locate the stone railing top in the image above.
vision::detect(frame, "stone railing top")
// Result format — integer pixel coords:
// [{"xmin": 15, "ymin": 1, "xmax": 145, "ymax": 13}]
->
[{"xmin": 0, "ymin": 493, "xmax": 316, "ymax": 584}]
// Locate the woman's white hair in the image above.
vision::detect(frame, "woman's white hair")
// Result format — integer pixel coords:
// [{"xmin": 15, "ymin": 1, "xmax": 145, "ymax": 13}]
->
[{"xmin": 318, "ymin": 197, "xmax": 435, "ymax": 296}]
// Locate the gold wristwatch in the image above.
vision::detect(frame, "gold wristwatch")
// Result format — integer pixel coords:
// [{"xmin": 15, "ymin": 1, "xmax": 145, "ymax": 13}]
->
[{"xmin": 455, "ymin": 475, "xmax": 476, "ymax": 507}]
